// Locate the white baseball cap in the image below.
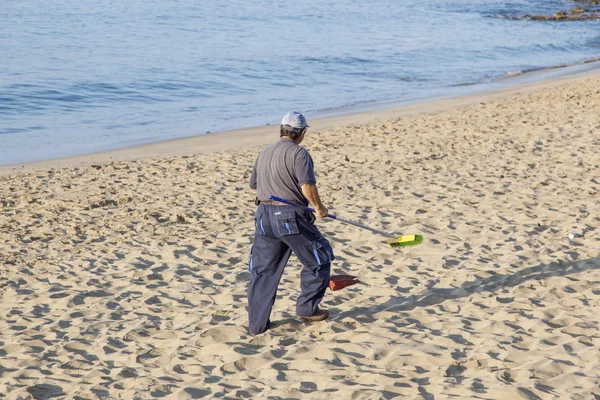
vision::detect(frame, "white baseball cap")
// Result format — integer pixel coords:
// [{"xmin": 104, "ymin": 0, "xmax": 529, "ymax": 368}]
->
[{"xmin": 281, "ymin": 111, "xmax": 309, "ymax": 129}]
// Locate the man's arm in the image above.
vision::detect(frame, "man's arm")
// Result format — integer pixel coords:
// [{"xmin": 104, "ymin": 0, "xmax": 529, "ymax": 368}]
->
[
  {"xmin": 301, "ymin": 183, "xmax": 328, "ymax": 218},
  {"xmin": 249, "ymin": 162, "xmax": 257, "ymax": 190}
]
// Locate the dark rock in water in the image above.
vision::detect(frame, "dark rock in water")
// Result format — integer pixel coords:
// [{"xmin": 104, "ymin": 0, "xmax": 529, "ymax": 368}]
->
[
  {"xmin": 574, "ymin": 0, "xmax": 599, "ymax": 5},
  {"xmin": 516, "ymin": 8, "xmax": 600, "ymax": 21},
  {"xmin": 554, "ymin": 10, "xmax": 567, "ymax": 20},
  {"xmin": 571, "ymin": 6, "xmax": 587, "ymax": 13}
]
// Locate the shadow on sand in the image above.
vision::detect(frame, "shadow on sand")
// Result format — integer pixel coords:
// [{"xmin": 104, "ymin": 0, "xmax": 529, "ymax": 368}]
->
[{"xmin": 333, "ymin": 254, "xmax": 600, "ymax": 323}]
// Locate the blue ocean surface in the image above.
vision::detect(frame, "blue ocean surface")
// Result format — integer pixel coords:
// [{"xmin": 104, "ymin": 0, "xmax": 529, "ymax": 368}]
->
[{"xmin": 2, "ymin": 0, "xmax": 600, "ymax": 165}]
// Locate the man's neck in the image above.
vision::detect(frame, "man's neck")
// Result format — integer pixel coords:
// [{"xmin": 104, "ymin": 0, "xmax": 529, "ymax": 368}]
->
[{"xmin": 281, "ymin": 136, "xmax": 300, "ymax": 144}]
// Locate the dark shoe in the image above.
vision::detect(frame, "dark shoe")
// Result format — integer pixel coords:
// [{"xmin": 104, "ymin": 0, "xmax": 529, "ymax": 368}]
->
[{"xmin": 297, "ymin": 309, "xmax": 329, "ymax": 322}]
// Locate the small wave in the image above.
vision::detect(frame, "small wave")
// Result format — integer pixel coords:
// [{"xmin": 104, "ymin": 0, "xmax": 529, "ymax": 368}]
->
[
  {"xmin": 585, "ymin": 35, "xmax": 600, "ymax": 48},
  {"xmin": 503, "ymin": 70, "xmax": 523, "ymax": 77},
  {"xmin": 0, "ymin": 78, "xmax": 234, "ymax": 116},
  {"xmin": 300, "ymin": 56, "xmax": 375, "ymax": 65},
  {"xmin": 73, "ymin": 82, "xmax": 120, "ymax": 92},
  {"xmin": 344, "ymin": 71, "xmax": 420, "ymax": 82},
  {"xmin": 579, "ymin": 56, "xmax": 600, "ymax": 64},
  {"xmin": 450, "ymin": 82, "xmax": 478, "ymax": 87},
  {"xmin": 0, "ymin": 127, "xmax": 42, "ymax": 135},
  {"xmin": 450, "ymin": 55, "xmax": 600, "ymax": 87},
  {"xmin": 485, "ymin": 12, "xmax": 522, "ymax": 20},
  {"xmin": 492, "ymin": 56, "xmax": 600, "ymax": 82},
  {"xmin": 531, "ymin": 43, "xmax": 574, "ymax": 53}
]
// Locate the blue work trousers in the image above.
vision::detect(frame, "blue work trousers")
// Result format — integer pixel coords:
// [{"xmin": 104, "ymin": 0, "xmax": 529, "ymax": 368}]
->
[{"xmin": 247, "ymin": 204, "xmax": 334, "ymax": 335}]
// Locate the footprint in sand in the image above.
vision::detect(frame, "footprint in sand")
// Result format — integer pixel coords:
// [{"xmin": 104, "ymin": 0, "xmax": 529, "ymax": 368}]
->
[
  {"xmin": 123, "ymin": 327, "xmax": 157, "ymax": 342},
  {"xmin": 118, "ymin": 368, "xmax": 138, "ymax": 378},
  {"xmin": 61, "ymin": 359, "xmax": 94, "ymax": 371},
  {"xmin": 220, "ymin": 356, "xmax": 269, "ymax": 375},
  {"xmin": 136, "ymin": 347, "xmax": 166, "ymax": 364},
  {"xmin": 26, "ymin": 384, "xmax": 65, "ymax": 399}
]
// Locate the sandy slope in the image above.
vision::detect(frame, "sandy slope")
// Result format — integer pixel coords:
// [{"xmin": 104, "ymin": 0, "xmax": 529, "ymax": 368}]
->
[{"xmin": 1, "ymin": 75, "xmax": 599, "ymax": 399}]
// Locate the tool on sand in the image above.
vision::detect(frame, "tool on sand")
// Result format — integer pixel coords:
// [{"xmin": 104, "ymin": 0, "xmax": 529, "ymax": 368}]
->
[
  {"xmin": 329, "ymin": 274, "xmax": 360, "ymax": 291},
  {"xmin": 268, "ymin": 196, "xmax": 423, "ymax": 248}
]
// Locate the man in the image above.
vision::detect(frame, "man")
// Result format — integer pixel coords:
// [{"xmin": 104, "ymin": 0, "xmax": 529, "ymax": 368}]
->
[{"xmin": 247, "ymin": 111, "xmax": 335, "ymax": 335}]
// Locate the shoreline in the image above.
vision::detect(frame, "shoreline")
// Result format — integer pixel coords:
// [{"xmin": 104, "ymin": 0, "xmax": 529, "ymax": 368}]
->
[{"xmin": 3, "ymin": 60, "xmax": 600, "ymax": 176}]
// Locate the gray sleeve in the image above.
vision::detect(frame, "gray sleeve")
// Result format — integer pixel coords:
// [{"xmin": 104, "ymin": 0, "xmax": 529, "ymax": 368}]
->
[
  {"xmin": 295, "ymin": 148, "xmax": 317, "ymax": 186},
  {"xmin": 249, "ymin": 159, "xmax": 257, "ymax": 189}
]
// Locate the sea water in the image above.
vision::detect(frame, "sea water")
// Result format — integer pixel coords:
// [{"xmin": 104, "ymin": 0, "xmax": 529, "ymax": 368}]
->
[{"xmin": 2, "ymin": 0, "xmax": 600, "ymax": 165}]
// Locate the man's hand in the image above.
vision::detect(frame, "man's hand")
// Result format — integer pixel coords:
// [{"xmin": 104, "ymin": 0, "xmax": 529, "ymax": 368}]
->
[
  {"xmin": 314, "ymin": 205, "xmax": 329, "ymax": 218},
  {"xmin": 301, "ymin": 183, "xmax": 328, "ymax": 219}
]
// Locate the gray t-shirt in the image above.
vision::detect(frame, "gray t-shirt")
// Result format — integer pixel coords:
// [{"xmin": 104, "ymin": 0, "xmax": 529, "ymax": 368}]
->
[{"xmin": 250, "ymin": 138, "xmax": 316, "ymax": 206}]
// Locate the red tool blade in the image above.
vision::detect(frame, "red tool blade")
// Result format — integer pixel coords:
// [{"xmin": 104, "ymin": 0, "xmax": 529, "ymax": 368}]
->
[{"xmin": 329, "ymin": 274, "xmax": 360, "ymax": 291}]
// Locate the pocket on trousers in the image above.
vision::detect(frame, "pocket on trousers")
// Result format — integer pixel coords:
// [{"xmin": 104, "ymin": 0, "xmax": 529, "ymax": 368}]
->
[
  {"xmin": 274, "ymin": 210, "xmax": 299, "ymax": 236},
  {"xmin": 311, "ymin": 238, "xmax": 335, "ymax": 266},
  {"xmin": 296, "ymin": 237, "xmax": 335, "ymax": 266}
]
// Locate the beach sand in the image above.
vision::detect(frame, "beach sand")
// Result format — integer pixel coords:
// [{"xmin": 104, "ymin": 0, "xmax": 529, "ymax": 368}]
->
[{"xmin": 1, "ymin": 72, "xmax": 599, "ymax": 399}]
